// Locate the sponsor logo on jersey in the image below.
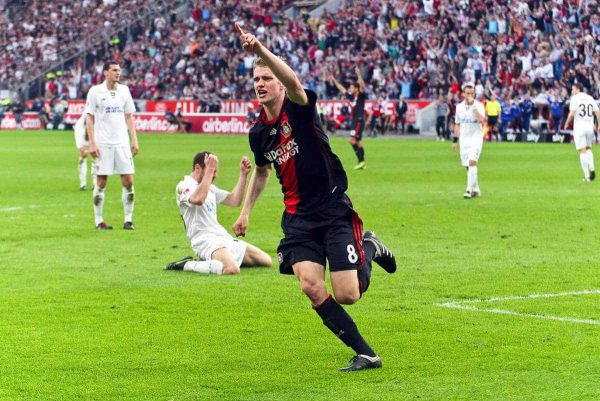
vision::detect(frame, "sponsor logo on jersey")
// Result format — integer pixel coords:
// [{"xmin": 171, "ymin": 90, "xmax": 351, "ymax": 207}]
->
[
  {"xmin": 269, "ymin": 128, "xmax": 277, "ymax": 136},
  {"xmin": 264, "ymin": 138, "xmax": 299, "ymax": 165}
]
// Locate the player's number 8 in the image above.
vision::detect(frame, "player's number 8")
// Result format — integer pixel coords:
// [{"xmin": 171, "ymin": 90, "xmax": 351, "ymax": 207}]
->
[{"xmin": 347, "ymin": 244, "xmax": 359, "ymax": 263}]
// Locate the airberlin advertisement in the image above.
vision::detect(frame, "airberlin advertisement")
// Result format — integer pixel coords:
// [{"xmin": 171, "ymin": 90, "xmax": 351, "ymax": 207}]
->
[{"xmin": 3, "ymin": 99, "xmax": 430, "ymax": 134}]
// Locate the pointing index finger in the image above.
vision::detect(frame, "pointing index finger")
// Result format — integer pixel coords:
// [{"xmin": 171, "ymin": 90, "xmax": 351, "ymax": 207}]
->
[{"xmin": 234, "ymin": 22, "xmax": 244, "ymax": 36}]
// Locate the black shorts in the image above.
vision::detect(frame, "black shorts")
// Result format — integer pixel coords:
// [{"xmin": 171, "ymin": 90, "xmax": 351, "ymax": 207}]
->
[
  {"xmin": 487, "ymin": 116, "xmax": 498, "ymax": 126},
  {"xmin": 277, "ymin": 195, "xmax": 365, "ymax": 275},
  {"xmin": 350, "ymin": 119, "xmax": 364, "ymax": 140}
]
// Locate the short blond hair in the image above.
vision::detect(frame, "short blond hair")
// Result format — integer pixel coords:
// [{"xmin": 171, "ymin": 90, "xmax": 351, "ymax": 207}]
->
[{"xmin": 252, "ymin": 56, "xmax": 287, "ymax": 71}]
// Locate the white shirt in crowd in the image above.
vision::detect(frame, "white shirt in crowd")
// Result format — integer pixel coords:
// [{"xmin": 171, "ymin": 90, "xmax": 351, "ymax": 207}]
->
[
  {"xmin": 84, "ymin": 81, "xmax": 135, "ymax": 146},
  {"xmin": 176, "ymin": 176, "xmax": 230, "ymax": 249},
  {"xmin": 570, "ymin": 92, "xmax": 599, "ymax": 132},
  {"xmin": 455, "ymin": 100, "xmax": 485, "ymax": 138}
]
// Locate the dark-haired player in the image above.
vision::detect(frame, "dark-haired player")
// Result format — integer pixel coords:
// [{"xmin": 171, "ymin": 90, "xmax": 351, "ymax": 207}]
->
[
  {"xmin": 232, "ymin": 23, "xmax": 397, "ymax": 372},
  {"xmin": 329, "ymin": 67, "xmax": 368, "ymax": 169},
  {"xmin": 85, "ymin": 61, "xmax": 138, "ymax": 230},
  {"xmin": 564, "ymin": 82, "xmax": 600, "ymax": 181},
  {"xmin": 167, "ymin": 152, "xmax": 272, "ymax": 274}
]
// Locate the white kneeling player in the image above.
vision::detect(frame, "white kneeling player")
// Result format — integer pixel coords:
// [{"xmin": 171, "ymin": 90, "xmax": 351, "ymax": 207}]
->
[
  {"xmin": 168, "ymin": 151, "xmax": 272, "ymax": 275},
  {"xmin": 453, "ymin": 83, "xmax": 486, "ymax": 198},
  {"xmin": 85, "ymin": 61, "xmax": 139, "ymax": 230},
  {"xmin": 564, "ymin": 82, "xmax": 600, "ymax": 181},
  {"xmin": 73, "ymin": 113, "xmax": 96, "ymax": 190}
]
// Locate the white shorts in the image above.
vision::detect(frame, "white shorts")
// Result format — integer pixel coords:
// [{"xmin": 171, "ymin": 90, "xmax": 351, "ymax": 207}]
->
[
  {"xmin": 573, "ymin": 130, "xmax": 593, "ymax": 150},
  {"xmin": 193, "ymin": 235, "xmax": 248, "ymax": 267},
  {"xmin": 94, "ymin": 144, "xmax": 135, "ymax": 176},
  {"xmin": 460, "ymin": 136, "xmax": 483, "ymax": 166},
  {"xmin": 74, "ymin": 126, "xmax": 88, "ymax": 149}
]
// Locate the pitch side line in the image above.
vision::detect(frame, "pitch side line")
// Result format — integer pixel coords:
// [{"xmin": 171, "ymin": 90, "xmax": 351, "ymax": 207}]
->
[
  {"xmin": 436, "ymin": 289, "xmax": 600, "ymax": 326},
  {"xmin": 0, "ymin": 205, "xmax": 40, "ymax": 212}
]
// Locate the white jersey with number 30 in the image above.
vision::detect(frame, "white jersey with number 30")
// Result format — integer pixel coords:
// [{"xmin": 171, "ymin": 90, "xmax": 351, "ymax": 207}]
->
[
  {"xmin": 85, "ymin": 82, "xmax": 136, "ymax": 146},
  {"xmin": 569, "ymin": 92, "xmax": 599, "ymax": 133}
]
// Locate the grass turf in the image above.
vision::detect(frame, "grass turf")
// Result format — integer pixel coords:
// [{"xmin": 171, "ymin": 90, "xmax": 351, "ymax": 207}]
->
[{"xmin": 0, "ymin": 130, "xmax": 599, "ymax": 401}]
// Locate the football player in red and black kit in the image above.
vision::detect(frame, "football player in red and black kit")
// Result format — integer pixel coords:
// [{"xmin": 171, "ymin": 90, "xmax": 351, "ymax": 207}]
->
[
  {"xmin": 329, "ymin": 67, "xmax": 367, "ymax": 170},
  {"xmin": 232, "ymin": 24, "xmax": 397, "ymax": 372}
]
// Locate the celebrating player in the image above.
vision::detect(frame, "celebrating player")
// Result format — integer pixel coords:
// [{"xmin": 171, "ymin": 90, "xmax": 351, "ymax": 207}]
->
[
  {"xmin": 85, "ymin": 61, "xmax": 139, "ymax": 230},
  {"xmin": 564, "ymin": 82, "xmax": 600, "ymax": 182},
  {"xmin": 232, "ymin": 23, "xmax": 397, "ymax": 372},
  {"xmin": 453, "ymin": 83, "xmax": 486, "ymax": 198},
  {"xmin": 329, "ymin": 66, "xmax": 368, "ymax": 170},
  {"xmin": 166, "ymin": 152, "xmax": 272, "ymax": 274}
]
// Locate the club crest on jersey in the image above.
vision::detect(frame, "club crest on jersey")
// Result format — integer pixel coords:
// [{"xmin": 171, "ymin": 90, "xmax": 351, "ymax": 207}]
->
[{"xmin": 281, "ymin": 121, "xmax": 292, "ymax": 137}]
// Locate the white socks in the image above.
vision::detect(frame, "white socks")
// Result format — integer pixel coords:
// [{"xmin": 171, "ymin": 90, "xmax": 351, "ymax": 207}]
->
[
  {"xmin": 588, "ymin": 150, "xmax": 595, "ymax": 173},
  {"xmin": 93, "ymin": 186, "xmax": 105, "ymax": 225},
  {"xmin": 183, "ymin": 260, "xmax": 224, "ymax": 275},
  {"xmin": 580, "ymin": 153, "xmax": 590, "ymax": 179},
  {"xmin": 122, "ymin": 186, "xmax": 135, "ymax": 223},
  {"xmin": 467, "ymin": 165, "xmax": 478, "ymax": 191},
  {"xmin": 78, "ymin": 157, "xmax": 87, "ymax": 187}
]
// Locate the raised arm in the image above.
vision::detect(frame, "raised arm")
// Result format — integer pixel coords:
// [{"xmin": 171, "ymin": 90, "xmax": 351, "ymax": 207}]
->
[
  {"xmin": 355, "ymin": 66, "xmax": 366, "ymax": 93},
  {"xmin": 189, "ymin": 154, "xmax": 218, "ymax": 205},
  {"xmin": 222, "ymin": 156, "xmax": 252, "ymax": 207},
  {"xmin": 232, "ymin": 164, "xmax": 271, "ymax": 237},
  {"xmin": 235, "ymin": 23, "xmax": 307, "ymax": 106},
  {"xmin": 329, "ymin": 74, "xmax": 347, "ymax": 94}
]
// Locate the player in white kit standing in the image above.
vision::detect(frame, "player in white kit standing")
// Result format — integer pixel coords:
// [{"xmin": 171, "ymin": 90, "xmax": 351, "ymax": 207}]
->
[
  {"xmin": 73, "ymin": 113, "xmax": 96, "ymax": 191},
  {"xmin": 85, "ymin": 61, "xmax": 139, "ymax": 230},
  {"xmin": 563, "ymin": 82, "xmax": 600, "ymax": 182},
  {"xmin": 453, "ymin": 83, "xmax": 486, "ymax": 198}
]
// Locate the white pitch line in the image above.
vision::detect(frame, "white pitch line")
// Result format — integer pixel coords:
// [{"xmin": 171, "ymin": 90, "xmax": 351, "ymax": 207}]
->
[
  {"xmin": 436, "ymin": 289, "xmax": 600, "ymax": 326},
  {"xmin": 0, "ymin": 205, "xmax": 40, "ymax": 212}
]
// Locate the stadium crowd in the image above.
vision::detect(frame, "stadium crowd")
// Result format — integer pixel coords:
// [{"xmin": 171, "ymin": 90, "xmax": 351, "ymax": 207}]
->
[{"xmin": 1, "ymin": 0, "xmax": 599, "ymax": 124}]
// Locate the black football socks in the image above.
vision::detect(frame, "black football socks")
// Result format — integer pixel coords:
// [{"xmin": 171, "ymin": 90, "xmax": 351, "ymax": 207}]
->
[{"xmin": 314, "ymin": 295, "xmax": 376, "ymax": 357}]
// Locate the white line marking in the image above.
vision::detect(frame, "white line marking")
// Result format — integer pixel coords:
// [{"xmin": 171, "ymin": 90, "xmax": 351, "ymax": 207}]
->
[
  {"xmin": 0, "ymin": 205, "xmax": 40, "ymax": 212},
  {"xmin": 436, "ymin": 289, "xmax": 600, "ymax": 326}
]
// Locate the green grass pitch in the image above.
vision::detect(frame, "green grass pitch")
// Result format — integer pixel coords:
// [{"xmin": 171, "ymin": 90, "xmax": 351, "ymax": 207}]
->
[{"xmin": 1, "ymin": 130, "xmax": 599, "ymax": 401}]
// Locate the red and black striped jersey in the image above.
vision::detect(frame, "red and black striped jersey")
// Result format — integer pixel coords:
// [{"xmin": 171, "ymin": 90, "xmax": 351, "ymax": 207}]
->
[{"xmin": 249, "ymin": 89, "xmax": 348, "ymax": 215}]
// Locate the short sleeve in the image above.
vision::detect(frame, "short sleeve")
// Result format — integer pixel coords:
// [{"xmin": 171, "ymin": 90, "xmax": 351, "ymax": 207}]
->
[
  {"xmin": 124, "ymin": 87, "xmax": 136, "ymax": 114},
  {"xmin": 249, "ymin": 133, "xmax": 271, "ymax": 167},
  {"xmin": 592, "ymin": 99, "xmax": 599, "ymax": 112},
  {"xmin": 477, "ymin": 102, "xmax": 485, "ymax": 116},
  {"xmin": 569, "ymin": 98, "xmax": 577, "ymax": 112},
  {"xmin": 211, "ymin": 185, "xmax": 229, "ymax": 204},
  {"xmin": 85, "ymin": 87, "xmax": 96, "ymax": 115},
  {"xmin": 454, "ymin": 105, "xmax": 462, "ymax": 124}
]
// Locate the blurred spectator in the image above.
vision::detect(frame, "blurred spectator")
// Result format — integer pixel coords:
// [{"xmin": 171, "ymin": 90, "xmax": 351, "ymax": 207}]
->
[{"xmin": 1, "ymin": 0, "xmax": 599, "ymax": 109}]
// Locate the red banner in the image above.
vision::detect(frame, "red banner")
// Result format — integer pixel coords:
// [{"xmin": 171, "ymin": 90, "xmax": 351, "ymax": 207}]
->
[
  {"xmin": 0, "ymin": 112, "xmax": 44, "ymax": 130},
  {"xmin": 63, "ymin": 113, "xmax": 249, "ymax": 134},
  {"xmin": 146, "ymin": 99, "xmax": 431, "ymax": 124}
]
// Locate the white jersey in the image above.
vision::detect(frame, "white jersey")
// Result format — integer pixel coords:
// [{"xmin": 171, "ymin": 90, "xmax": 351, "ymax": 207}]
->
[
  {"xmin": 176, "ymin": 176, "xmax": 230, "ymax": 249},
  {"xmin": 569, "ymin": 92, "xmax": 599, "ymax": 133},
  {"xmin": 455, "ymin": 100, "xmax": 485, "ymax": 138},
  {"xmin": 73, "ymin": 113, "xmax": 87, "ymax": 149},
  {"xmin": 85, "ymin": 82, "xmax": 136, "ymax": 146}
]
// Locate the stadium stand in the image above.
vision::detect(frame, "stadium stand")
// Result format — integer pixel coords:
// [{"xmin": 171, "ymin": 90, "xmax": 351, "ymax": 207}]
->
[{"xmin": 0, "ymin": 0, "xmax": 599, "ymax": 134}]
